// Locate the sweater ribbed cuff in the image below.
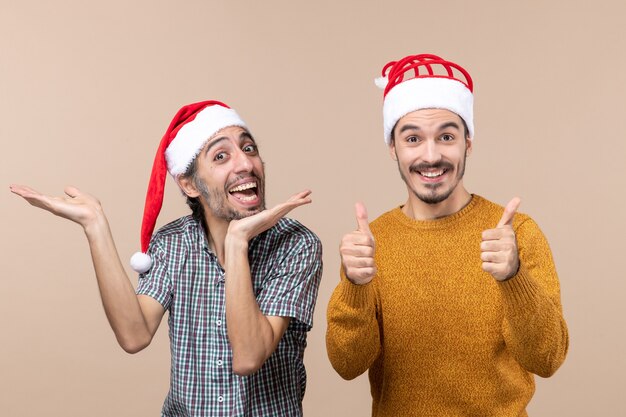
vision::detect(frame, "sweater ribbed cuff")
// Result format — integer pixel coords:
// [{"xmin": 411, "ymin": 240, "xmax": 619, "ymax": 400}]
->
[
  {"xmin": 337, "ymin": 271, "xmax": 375, "ymax": 308},
  {"xmin": 497, "ymin": 264, "xmax": 540, "ymax": 309}
]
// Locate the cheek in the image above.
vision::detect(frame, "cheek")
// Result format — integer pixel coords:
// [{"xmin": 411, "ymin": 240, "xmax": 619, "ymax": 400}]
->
[
  {"xmin": 202, "ymin": 170, "xmax": 227, "ymax": 190},
  {"xmin": 396, "ymin": 149, "xmax": 418, "ymax": 166},
  {"xmin": 253, "ymin": 159, "xmax": 265, "ymax": 175}
]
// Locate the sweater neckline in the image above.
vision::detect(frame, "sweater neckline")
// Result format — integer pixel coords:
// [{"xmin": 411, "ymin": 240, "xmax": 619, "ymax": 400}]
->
[{"xmin": 390, "ymin": 194, "xmax": 484, "ymax": 230}]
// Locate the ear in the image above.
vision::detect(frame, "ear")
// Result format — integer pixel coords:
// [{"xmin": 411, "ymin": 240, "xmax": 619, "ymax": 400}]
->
[
  {"xmin": 388, "ymin": 141, "xmax": 398, "ymax": 161},
  {"xmin": 465, "ymin": 138, "xmax": 473, "ymax": 156},
  {"xmin": 176, "ymin": 175, "xmax": 201, "ymax": 198}
]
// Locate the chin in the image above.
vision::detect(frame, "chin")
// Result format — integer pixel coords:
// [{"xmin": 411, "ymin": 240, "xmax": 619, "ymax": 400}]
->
[
  {"xmin": 230, "ymin": 202, "xmax": 266, "ymax": 220},
  {"xmin": 413, "ymin": 185, "xmax": 455, "ymax": 205}
]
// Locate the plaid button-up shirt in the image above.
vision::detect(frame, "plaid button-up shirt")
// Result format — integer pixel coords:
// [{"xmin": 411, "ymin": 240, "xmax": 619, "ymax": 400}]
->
[{"xmin": 136, "ymin": 215, "xmax": 322, "ymax": 417}]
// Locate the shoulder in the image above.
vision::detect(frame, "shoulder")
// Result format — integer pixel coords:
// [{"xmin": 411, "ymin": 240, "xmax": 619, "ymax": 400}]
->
[
  {"xmin": 369, "ymin": 207, "xmax": 403, "ymax": 235},
  {"xmin": 261, "ymin": 217, "xmax": 321, "ymax": 254},
  {"xmin": 274, "ymin": 217, "xmax": 321, "ymax": 246},
  {"xmin": 472, "ymin": 195, "xmax": 534, "ymax": 230},
  {"xmin": 151, "ymin": 215, "xmax": 200, "ymax": 247}
]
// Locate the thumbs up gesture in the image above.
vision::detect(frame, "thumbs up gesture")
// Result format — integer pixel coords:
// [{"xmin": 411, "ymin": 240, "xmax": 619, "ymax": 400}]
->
[
  {"xmin": 481, "ymin": 197, "xmax": 522, "ymax": 281},
  {"xmin": 340, "ymin": 202, "xmax": 377, "ymax": 285}
]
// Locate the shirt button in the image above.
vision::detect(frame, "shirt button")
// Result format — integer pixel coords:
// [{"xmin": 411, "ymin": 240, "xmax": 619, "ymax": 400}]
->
[
  {"xmin": 216, "ymin": 319, "xmax": 222, "ymax": 326},
  {"xmin": 217, "ymin": 395, "xmax": 224, "ymax": 403},
  {"xmin": 217, "ymin": 359, "xmax": 223, "ymax": 366}
]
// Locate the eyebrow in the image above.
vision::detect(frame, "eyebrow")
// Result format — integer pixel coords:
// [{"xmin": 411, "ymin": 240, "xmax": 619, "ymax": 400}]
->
[
  {"xmin": 203, "ymin": 130, "xmax": 256, "ymax": 155},
  {"xmin": 398, "ymin": 124, "xmax": 420, "ymax": 134},
  {"xmin": 398, "ymin": 121, "xmax": 461, "ymax": 135},
  {"xmin": 204, "ymin": 136, "xmax": 229, "ymax": 154},
  {"xmin": 240, "ymin": 131, "xmax": 256, "ymax": 143},
  {"xmin": 438, "ymin": 121, "xmax": 461, "ymax": 131}
]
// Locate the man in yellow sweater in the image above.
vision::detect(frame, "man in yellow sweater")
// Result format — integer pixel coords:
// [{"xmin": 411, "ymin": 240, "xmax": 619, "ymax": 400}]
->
[{"xmin": 326, "ymin": 54, "xmax": 569, "ymax": 416}]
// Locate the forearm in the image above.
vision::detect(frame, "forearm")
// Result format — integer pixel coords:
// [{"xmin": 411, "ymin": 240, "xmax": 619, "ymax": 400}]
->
[
  {"xmin": 499, "ymin": 265, "xmax": 569, "ymax": 377},
  {"xmin": 84, "ymin": 215, "xmax": 153, "ymax": 353},
  {"xmin": 224, "ymin": 238, "xmax": 276, "ymax": 376},
  {"xmin": 326, "ymin": 275, "xmax": 380, "ymax": 380}
]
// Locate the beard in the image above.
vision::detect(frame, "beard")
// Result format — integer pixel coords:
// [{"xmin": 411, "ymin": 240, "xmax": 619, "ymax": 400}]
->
[
  {"xmin": 397, "ymin": 151, "xmax": 467, "ymax": 205},
  {"xmin": 194, "ymin": 173, "xmax": 266, "ymax": 221}
]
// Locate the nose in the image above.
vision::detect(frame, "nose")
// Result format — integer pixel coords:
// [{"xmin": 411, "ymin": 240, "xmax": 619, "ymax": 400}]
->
[
  {"xmin": 232, "ymin": 147, "xmax": 254, "ymax": 174},
  {"xmin": 422, "ymin": 139, "xmax": 442, "ymax": 164}
]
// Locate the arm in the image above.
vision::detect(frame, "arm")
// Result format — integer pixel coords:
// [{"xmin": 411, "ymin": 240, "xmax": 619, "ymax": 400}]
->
[
  {"xmin": 481, "ymin": 198, "xmax": 568, "ymax": 377},
  {"xmin": 498, "ymin": 218, "xmax": 569, "ymax": 377},
  {"xmin": 326, "ymin": 202, "xmax": 381, "ymax": 380},
  {"xmin": 224, "ymin": 190, "xmax": 312, "ymax": 376},
  {"xmin": 10, "ymin": 185, "xmax": 165, "ymax": 353},
  {"xmin": 326, "ymin": 271, "xmax": 380, "ymax": 380}
]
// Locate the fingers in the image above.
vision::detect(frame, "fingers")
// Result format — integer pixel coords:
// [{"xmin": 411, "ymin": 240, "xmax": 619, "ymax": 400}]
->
[
  {"xmin": 482, "ymin": 228, "xmax": 514, "ymax": 241},
  {"xmin": 64, "ymin": 186, "xmax": 81, "ymax": 198},
  {"xmin": 287, "ymin": 189, "xmax": 312, "ymax": 202},
  {"xmin": 355, "ymin": 202, "xmax": 372, "ymax": 235},
  {"xmin": 341, "ymin": 202, "xmax": 376, "ymax": 285},
  {"xmin": 10, "ymin": 184, "xmax": 52, "ymax": 210},
  {"xmin": 341, "ymin": 238, "xmax": 376, "ymax": 255},
  {"xmin": 481, "ymin": 199, "xmax": 520, "ymax": 281},
  {"xmin": 343, "ymin": 266, "xmax": 377, "ymax": 283},
  {"xmin": 497, "ymin": 197, "xmax": 521, "ymax": 228},
  {"xmin": 480, "ymin": 251, "xmax": 506, "ymax": 263},
  {"xmin": 480, "ymin": 238, "xmax": 516, "ymax": 252},
  {"xmin": 9, "ymin": 184, "xmax": 41, "ymax": 199},
  {"xmin": 274, "ymin": 190, "xmax": 312, "ymax": 217},
  {"xmin": 342, "ymin": 254, "xmax": 376, "ymax": 269},
  {"xmin": 481, "ymin": 262, "xmax": 507, "ymax": 278}
]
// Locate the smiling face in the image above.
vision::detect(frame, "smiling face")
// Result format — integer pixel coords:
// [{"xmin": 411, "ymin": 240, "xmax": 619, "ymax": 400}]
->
[
  {"xmin": 390, "ymin": 108, "xmax": 472, "ymax": 209},
  {"xmin": 178, "ymin": 125, "xmax": 265, "ymax": 223}
]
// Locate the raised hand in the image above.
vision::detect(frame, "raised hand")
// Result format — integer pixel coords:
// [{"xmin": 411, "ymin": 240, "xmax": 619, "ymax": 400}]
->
[
  {"xmin": 227, "ymin": 190, "xmax": 312, "ymax": 243},
  {"xmin": 340, "ymin": 202, "xmax": 377, "ymax": 285},
  {"xmin": 10, "ymin": 184, "xmax": 104, "ymax": 230},
  {"xmin": 481, "ymin": 197, "xmax": 521, "ymax": 281}
]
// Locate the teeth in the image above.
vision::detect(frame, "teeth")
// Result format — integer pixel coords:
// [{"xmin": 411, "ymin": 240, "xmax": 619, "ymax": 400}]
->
[
  {"xmin": 420, "ymin": 170, "xmax": 444, "ymax": 178},
  {"xmin": 229, "ymin": 182, "xmax": 257, "ymax": 192},
  {"xmin": 238, "ymin": 195, "xmax": 257, "ymax": 202}
]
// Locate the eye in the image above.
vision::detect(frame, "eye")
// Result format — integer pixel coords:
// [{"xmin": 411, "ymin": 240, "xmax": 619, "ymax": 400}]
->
[
  {"xmin": 214, "ymin": 152, "xmax": 227, "ymax": 161},
  {"xmin": 440, "ymin": 134, "xmax": 454, "ymax": 142},
  {"xmin": 243, "ymin": 144, "xmax": 258, "ymax": 154},
  {"xmin": 406, "ymin": 136, "xmax": 418, "ymax": 143}
]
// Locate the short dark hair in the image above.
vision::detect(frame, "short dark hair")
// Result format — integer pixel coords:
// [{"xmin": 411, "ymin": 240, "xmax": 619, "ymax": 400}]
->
[
  {"xmin": 389, "ymin": 114, "xmax": 470, "ymax": 144},
  {"xmin": 181, "ymin": 157, "xmax": 205, "ymax": 225}
]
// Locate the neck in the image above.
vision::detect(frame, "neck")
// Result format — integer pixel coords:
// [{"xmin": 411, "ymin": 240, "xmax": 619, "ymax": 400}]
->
[
  {"xmin": 403, "ymin": 185, "xmax": 472, "ymax": 220},
  {"xmin": 203, "ymin": 215, "xmax": 230, "ymax": 266}
]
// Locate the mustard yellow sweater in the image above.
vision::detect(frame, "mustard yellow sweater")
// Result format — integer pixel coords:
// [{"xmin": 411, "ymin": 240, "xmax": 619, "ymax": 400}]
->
[{"xmin": 326, "ymin": 195, "xmax": 568, "ymax": 417}]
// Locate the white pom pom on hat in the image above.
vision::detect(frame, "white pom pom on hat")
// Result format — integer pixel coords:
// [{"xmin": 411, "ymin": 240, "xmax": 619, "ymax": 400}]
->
[
  {"xmin": 374, "ymin": 76, "xmax": 388, "ymax": 90},
  {"xmin": 375, "ymin": 53, "xmax": 474, "ymax": 145},
  {"xmin": 130, "ymin": 100, "xmax": 246, "ymax": 273},
  {"xmin": 130, "ymin": 252, "xmax": 152, "ymax": 274}
]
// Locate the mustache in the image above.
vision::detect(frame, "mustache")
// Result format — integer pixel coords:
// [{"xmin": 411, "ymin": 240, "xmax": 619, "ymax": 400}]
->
[
  {"xmin": 409, "ymin": 161, "xmax": 454, "ymax": 173},
  {"xmin": 224, "ymin": 173, "xmax": 264, "ymax": 190}
]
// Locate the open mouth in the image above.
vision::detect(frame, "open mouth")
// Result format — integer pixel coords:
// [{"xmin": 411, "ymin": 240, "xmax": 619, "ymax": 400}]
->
[
  {"xmin": 228, "ymin": 180, "xmax": 259, "ymax": 203},
  {"xmin": 415, "ymin": 168, "xmax": 448, "ymax": 180}
]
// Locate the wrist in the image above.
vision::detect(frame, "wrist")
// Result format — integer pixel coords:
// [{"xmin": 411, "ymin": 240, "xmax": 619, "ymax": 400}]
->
[
  {"xmin": 83, "ymin": 209, "xmax": 109, "ymax": 239},
  {"xmin": 342, "ymin": 267, "xmax": 374, "ymax": 286},
  {"xmin": 225, "ymin": 232, "xmax": 249, "ymax": 253},
  {"xmin": 346, "ymin": 275, "xmax": 373, "ymax": 286}
]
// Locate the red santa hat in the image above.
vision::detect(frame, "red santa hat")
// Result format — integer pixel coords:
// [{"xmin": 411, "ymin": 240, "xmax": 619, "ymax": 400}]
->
[
  {"xmin": 130, "ymin": 100, "xmax": 247, "ymax": 273},
  {"xmin": 375, "ymin": 53, "xmax": 474, "ymax": 144}
]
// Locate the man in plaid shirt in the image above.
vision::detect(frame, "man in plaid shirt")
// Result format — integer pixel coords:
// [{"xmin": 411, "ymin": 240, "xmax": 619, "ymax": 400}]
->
[{"xmin": 11, "ymin": 100, "xmax": 323, "ymax": 416}]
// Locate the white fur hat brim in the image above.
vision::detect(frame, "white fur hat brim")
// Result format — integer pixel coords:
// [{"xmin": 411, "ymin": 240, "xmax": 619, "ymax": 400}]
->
[{"xmin": 382, "ymin": 77, "xmax": 474, "ymax": 144}]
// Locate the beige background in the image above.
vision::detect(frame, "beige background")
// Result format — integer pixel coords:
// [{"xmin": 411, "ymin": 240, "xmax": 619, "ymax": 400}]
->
[{"xmin": 2, "ymin": 0, "xmax": 625, "ymax": 415}]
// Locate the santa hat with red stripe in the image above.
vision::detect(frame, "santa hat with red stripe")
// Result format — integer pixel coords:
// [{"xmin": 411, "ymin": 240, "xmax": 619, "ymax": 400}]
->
[
  {"xmin": 374, "ymin": 53, "xmax": 474, "ymax": 144},
  {"xmin": 130, "ymin": 100, "xmax": 247, "ymax": 273}
]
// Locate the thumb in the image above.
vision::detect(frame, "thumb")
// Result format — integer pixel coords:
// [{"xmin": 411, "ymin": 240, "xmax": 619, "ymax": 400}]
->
[
  {"xmin": 64, "ymin": 186, "xmax": 81, "ymax": 198},
  {"xmin": 497, "ymin": 197, "xmax": 521, "ymax": 228},
  {"xmin": 355, "ymin": 202, "xmax": 371, "ymax": 234}
]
